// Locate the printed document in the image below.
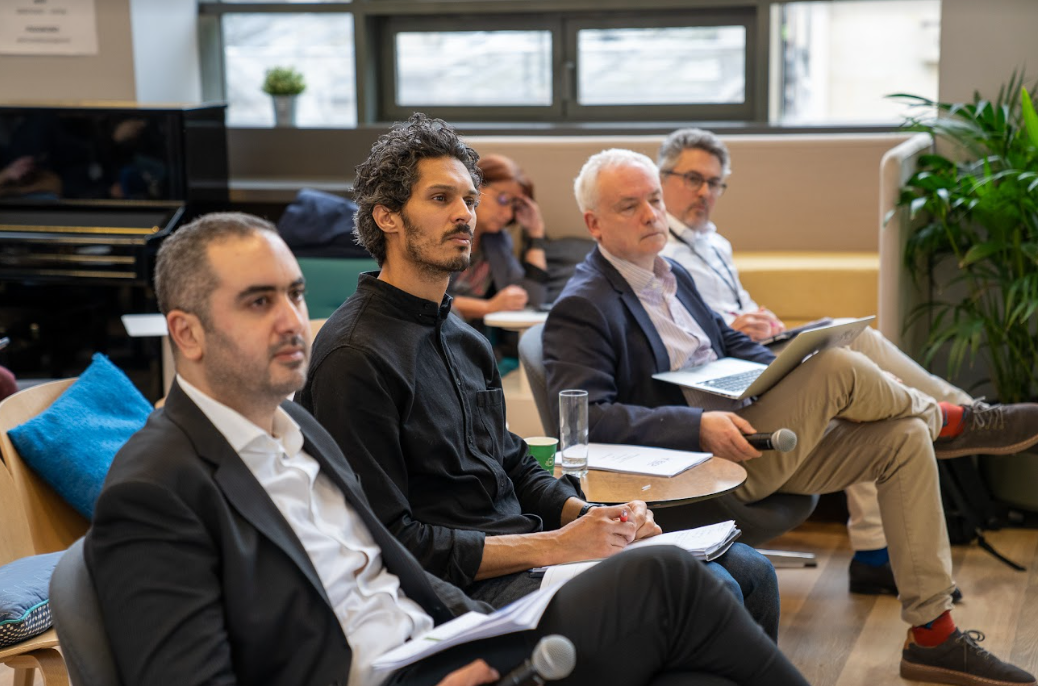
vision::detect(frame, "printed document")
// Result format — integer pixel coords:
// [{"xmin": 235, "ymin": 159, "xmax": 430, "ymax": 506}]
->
[
  {"xmin": 538, "ymin": 521, "xmax": 741, "ymax": 589},
  {"xmin": 588, "ymin": 443, "xmax": 711, "ymax": 477}
]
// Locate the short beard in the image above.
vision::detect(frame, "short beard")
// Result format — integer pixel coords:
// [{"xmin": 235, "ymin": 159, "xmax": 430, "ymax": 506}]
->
[
  {"xmin": 402, "ymin": 213, "xmax": 472, "ymax": 278},
  {"xmin": 204, "ymin": 328, "xmax": 308, "ymax": 405}
]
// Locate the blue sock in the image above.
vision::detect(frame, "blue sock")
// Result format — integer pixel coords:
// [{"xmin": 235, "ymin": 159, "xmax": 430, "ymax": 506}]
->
[{"xmin": 853, "ymin": 547, "xmax": 890, "ymax": 567}]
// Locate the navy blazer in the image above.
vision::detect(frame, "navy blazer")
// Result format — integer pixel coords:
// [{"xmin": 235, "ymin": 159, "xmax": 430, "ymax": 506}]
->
[
  {"xmin": 543, "ymin": 246, "xmax": 774, "ymax": 452},
  {"xmin": 85, "ymin": 382, "xmax": 487, "ymax": 686}
]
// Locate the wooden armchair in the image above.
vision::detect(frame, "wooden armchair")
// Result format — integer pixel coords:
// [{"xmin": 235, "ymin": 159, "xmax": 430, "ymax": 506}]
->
[
  {"xmin": 0, "ymin": 379, "xmax": 89, "ymax": 555},
  {"xmin": 0, "ymin": 447, "xmax": 69, "ymax": 686}
]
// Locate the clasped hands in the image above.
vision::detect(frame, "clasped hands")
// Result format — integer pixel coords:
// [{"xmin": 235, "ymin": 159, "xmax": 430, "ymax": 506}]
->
[{"xmin": 557, "ymin": 500, "xmax": 661, "ymax": 561}]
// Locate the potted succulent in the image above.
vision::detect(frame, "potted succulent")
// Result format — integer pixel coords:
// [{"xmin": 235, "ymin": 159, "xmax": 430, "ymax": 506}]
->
[
  {"xmin": 262, "ymin": 66, "xmax": 306, "ymax": 127},
  {"xmin": 891, "ymin": 72, "xmax": 1038, "ymax": 508}
]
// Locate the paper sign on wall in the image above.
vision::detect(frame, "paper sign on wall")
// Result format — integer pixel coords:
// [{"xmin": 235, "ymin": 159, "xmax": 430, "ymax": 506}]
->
[{"xmin": 0, "ymin": 0, "xmax": 99, "ymax": 56}]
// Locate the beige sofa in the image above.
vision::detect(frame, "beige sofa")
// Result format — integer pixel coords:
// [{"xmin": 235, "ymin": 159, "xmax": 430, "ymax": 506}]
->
[{"xmin": 465, "ymin": 133, "xmax": 905, "ymax": 327}]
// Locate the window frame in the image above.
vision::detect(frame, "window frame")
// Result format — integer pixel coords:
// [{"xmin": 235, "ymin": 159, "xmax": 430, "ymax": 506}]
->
[
  {"xmin": 560, "ymin": 9, "xmax": 757, "ymax": 121},
  {"xmin": 198, "ymin": 0, "xmax": 931, "ymax": 132},
  {"xmin": 379, "ymin": 14, "xmax": 565, "ymax": 123}
]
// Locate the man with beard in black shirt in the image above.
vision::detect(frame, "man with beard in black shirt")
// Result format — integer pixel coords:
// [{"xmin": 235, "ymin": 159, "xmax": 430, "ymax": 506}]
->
[{"xmin": 298, "ymin": 113, "xmax": 781, "ymax": 641}]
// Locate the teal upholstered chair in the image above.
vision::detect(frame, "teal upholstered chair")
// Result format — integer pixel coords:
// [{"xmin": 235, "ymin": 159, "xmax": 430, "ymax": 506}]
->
[{"xmin": 296, "ymin": 257, "xmax": 379, "ymax": 319}]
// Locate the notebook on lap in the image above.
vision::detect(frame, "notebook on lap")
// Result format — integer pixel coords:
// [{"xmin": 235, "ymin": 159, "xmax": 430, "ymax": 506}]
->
[{"xmin": 652, "ymin": 316, "xmax": 875, "ymax": 400}]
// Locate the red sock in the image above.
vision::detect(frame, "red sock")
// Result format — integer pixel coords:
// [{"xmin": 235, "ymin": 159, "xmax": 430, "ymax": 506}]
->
[
  {"xmin": 911, "ymin": 611, "xmax": 956, "ymax": 647},
  {"xmin": 938, "ymin": 402, "xmax": 966, "ymax": 438}
]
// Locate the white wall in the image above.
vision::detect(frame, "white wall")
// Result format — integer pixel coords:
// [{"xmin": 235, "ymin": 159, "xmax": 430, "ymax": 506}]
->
[
  {"xmin": 129, "ymin": 0, "xmax": 202, "ymax": 104},
  {"xmin": 0, "ymin": 0, "xmax": 137, "ymax": 102},
  {"xmin": 0, "ymin": 0, "xmax": 200, "ymax": 104},
  {"xmin": 938, "ymin": 0, "xmax": 1038, "ymax": 104}
]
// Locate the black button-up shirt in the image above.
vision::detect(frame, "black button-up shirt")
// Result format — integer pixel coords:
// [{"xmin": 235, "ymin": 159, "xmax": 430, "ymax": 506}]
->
[{"xmin": 299, "ymin": 274, "xmax": 579, "ymax": 589}]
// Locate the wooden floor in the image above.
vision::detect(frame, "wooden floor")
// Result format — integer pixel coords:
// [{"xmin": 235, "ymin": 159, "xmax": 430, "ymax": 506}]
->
[
  {"xmin": 4, "ymin": 522, "xmax": 1037, "ymax": 685},
  {"xmin": 772, "ymin": 521, "xmax": 1038, "ymax": 685}
]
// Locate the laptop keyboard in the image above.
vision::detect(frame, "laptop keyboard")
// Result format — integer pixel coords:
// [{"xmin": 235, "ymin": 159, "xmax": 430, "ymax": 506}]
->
[{"xmin": 700, "ymin": 368, "xmax": 765, "ymax": 392}]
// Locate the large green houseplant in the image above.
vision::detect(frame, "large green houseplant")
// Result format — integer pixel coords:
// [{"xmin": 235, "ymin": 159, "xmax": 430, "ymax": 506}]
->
[{"xmin": 892, "ymin": 73, "xmax": 1038, "ymax": 404}]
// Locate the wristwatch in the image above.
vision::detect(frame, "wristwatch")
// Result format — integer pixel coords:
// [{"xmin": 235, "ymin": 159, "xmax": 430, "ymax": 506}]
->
[
  {"xmin": 525, "ymin": 236, "xmax": 548, "ymax": 251},
  {"xmin": 577, "ymin": 503, "xmax": 598, "ymax": 518}
]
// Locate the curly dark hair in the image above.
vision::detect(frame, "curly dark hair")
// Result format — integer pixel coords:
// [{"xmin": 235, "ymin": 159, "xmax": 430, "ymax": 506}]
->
[{"xmin": 352, "ymin": 113, "xmax": 481, "ymax": 265}]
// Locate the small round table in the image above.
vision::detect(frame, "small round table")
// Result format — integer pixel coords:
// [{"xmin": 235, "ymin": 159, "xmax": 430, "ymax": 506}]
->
[{"xmin": 555, "ymin": 457, "xmax": 747, "ymax": 508}]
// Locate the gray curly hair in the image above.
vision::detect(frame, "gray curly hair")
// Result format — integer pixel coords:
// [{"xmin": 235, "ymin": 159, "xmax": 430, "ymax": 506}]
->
[{"xmin": 657, "ymin": 128, "xmax": 732, "ymax": 176}]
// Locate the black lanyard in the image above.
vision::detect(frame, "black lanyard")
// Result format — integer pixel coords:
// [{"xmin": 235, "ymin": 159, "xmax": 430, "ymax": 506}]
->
[{"xmin": 668, "ymin": 228, "xmax": 743, "ymax": 310}]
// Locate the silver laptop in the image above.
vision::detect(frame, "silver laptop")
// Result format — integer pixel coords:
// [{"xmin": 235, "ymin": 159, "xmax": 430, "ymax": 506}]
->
[{"xmin": 652, "ymin": 316, "xmax": 875, "ymax": 400}]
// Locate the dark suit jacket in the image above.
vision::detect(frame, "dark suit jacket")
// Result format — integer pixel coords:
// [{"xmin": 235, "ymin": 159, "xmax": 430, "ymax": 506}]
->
[
  {"xmin": 85, "ymin": 382, "xmax": 489, "ymax": 686},
  {"xmin": 543, "ymin": 246, "xmax": 774, "ymax": 451}
]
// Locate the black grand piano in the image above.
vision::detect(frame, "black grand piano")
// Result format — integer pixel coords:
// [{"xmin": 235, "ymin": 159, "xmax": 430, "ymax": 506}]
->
[{"xmin": 0, "ymin": 103, "xmax": 229, "ymax": 397}]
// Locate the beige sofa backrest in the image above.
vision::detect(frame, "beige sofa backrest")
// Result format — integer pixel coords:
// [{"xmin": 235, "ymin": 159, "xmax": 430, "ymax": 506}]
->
[{"xmin": 465, "ymin": 133, "xmax": 910, "ymax": 252}]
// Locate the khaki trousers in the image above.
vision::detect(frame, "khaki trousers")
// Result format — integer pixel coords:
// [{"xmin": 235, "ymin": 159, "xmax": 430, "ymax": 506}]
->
[
  {"xmin": 843, "ymin": 327, "xmax": 974, "ymax": 551},
  {"xmin": 733, "ymin": 346, "xmax": 955, "ymax": 626}
]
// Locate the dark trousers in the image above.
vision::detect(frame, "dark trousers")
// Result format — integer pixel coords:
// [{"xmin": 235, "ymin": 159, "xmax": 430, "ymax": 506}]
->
[
  {"xmin": 391, "ymin": 546, "xmax": 808, "ymax": 686},
  {"xmin": 465, "ymin": 543, "xmax": 780, "ymax": 642}
]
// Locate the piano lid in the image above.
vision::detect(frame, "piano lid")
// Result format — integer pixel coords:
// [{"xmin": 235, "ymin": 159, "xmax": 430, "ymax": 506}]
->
[{"xmin": 0, "ymin": 103, "xmax": 228, "ymax": 207}]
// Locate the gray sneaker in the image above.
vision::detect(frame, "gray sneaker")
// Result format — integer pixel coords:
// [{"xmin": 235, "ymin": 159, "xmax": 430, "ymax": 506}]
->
[
  {"xmin": 934, "ymin": 401, "xmax": 1038, "ymax": 459},
  {"xmin": 901, "ymin": 629, "xmax": 1037, "ymax": 686}
]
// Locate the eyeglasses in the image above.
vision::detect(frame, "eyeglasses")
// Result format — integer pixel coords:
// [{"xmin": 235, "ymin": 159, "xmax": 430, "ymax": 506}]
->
[
  {"xmin": 483, "ymin": 188, "xmax": 521, "ymax": 209},
  {"xmin": 660, "ymin": 170, "xmax": 728, "ymax": 196},
  {"xmin": 495, "ymin": 192, "xmax": 519, "ymax": 208}
]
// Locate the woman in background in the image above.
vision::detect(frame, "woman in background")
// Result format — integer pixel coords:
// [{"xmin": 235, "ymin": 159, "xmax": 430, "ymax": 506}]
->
[{"xmin": 449, "ymin": 154, "xmax": 549, "ymax": 323}]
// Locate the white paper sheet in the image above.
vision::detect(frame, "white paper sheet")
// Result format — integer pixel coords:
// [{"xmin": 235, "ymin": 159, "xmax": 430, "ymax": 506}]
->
[
  {"xmin": 371, "ymin": 581, "xmax": 565, "ymax": 673},
  {"xmin": 538, "ymin": 521, "xmax": 741, "ymax": 590},
  {"xmin": 0, "ymin": 0, "xmax": 98, "ymax": 56},
  {"xmin": 587, "ymin": 443, "xmax": 711, "ymax": 477}
]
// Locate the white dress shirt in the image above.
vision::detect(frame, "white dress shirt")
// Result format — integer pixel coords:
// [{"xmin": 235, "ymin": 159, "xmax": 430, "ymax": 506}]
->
[
  {"xmin": 660, "ymin": 213, "xmax": 759, "ymax": 324},
  {"xmin": 178, "ymin": 378, "xmax": 433, "ymax": 686},
  {"xmin": 598, "ymin": 246, "xmax": 741, "ymax": 411}
]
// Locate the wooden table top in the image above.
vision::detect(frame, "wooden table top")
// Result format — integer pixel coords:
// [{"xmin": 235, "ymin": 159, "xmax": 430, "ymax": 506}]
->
[{"xmin": 555, "ymin": 456, "xmax": 747, "ymax": 509}]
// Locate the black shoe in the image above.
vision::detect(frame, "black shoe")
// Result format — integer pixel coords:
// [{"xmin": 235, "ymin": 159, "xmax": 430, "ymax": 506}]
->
[
  {"xmin": 901, "ymin": 629, "xmax": 1036, "ymax": 685},
  {"xmin": 849, "ymin": 559, "xmax": 963, "ymax": 603},
  {"xmin": 934, "ymin": 401, "xmax": 1038, "ymax": 459},
  {"xmin": 849, "ymin": 558, "xmax": 898, "ymax": 595}
]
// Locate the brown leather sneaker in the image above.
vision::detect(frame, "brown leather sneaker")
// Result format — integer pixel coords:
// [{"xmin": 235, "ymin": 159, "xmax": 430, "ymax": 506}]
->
[
  {"xmin": 934, "ymin": 401, "xmax": 1038, "ymax": 459},
  {"xmin": 901, "ymin": 629, "xmax": 1037, "ymax": 685}
]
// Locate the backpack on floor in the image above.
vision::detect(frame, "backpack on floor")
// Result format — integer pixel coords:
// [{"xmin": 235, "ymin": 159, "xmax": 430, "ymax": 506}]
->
[{"xmin": 937, "ymin": 456, "xmax": 1024, "ymax": 570}]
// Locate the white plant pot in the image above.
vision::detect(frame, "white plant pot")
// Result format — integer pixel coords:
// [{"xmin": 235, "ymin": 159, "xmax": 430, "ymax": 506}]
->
[{"xmin": 271, "ymin": 95, "xmax": 298, "ymax": 127}]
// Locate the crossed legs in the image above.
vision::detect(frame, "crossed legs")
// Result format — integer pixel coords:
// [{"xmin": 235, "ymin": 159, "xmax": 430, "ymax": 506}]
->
[{"xmin": 395, "ymin": 546, "xmax": 808, "ymax": 686}]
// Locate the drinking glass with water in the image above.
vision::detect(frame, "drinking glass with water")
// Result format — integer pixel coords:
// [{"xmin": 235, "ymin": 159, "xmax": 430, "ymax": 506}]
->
[{"xmin": 558, "ymin": 389, "xmax": 588, "ymax": 477}]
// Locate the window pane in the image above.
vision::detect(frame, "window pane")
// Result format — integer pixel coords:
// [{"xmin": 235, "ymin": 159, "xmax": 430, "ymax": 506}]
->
[
  {"xmin": 223, "ymin": 13, "xmax": 355, "ymax": 127},
  {"xmin": 395, "ymin": 31, "xmax": 552, "ymax": 107},
  {"xmin": 577, "ymin": 27, "xmax": 745, "ymax": 106},
  {"xmin": 773, "ymin": 0, "xmax": 940, "ymax": 124}
]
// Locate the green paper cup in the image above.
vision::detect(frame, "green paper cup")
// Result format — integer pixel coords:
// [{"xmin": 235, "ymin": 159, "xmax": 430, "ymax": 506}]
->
[{"xmin": 526, "ymin": 436, "xmax": 558, "ymax": 472}]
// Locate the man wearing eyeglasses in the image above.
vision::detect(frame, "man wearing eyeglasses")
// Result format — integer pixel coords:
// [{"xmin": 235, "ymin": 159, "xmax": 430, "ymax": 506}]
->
[
  {"xmin": 542, "ymin": 148, "xmax": 1038, "ymax": 686},
  {"xmin": 655, "ymin": 127, "xmax": 1038, "ymax": 603}
]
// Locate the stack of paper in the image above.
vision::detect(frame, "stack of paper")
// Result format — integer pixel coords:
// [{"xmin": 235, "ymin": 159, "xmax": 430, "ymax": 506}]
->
[
  {"xmin": 587, "ymin": 443, "xmax": 711, "ymax": 477},
  {"xmin": 371, "ymin": 582, "xmax": 564, "ymax": 673},
  {"xmin": 538, "ymin": 521, "xmax": 741, "ymax": 590}
]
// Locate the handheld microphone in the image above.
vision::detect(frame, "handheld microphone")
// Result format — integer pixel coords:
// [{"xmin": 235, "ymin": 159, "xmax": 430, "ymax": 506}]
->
[
  {"xmin": 743, "ymin": 429, "xmax": 797, "ymax": 452},
  {"xmin": 495, "ymin": 634, "xmax": 576, "ymax": 685}
]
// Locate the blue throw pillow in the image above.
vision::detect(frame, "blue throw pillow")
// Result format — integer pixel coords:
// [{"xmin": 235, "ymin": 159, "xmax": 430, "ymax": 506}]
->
[
  {"xmin": 0, "ymin": 551, "xmax": 63, "ymax": 647},
  {"xmin": 7, "ymin": 353, "xmax": 152, "ymax": 519}
]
